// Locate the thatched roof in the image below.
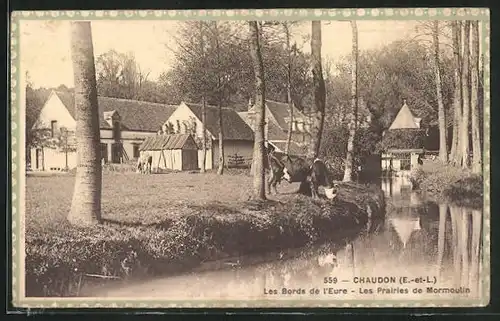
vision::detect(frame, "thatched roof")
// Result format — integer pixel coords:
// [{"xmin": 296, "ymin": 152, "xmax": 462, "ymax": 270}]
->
[
  {"xmin": 183, "ymin": 102, "xmax": 254, "ymax": 141},
  {"xmin": 55, "ymin": 91, "xmax": 178, "ymax": 132},
  {"xmin": 139, "ymin": 134, "xmax": 198, "ymax": 151}
]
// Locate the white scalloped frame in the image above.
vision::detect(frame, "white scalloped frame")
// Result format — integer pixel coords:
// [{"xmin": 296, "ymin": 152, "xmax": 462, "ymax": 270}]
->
[{"xmin": 9, "ymin": 7, "xmax": 491, "ymax": 309}]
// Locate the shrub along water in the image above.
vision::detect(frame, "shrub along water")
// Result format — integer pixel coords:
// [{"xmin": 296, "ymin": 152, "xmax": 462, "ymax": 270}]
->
[
  {"xmin": 410, "ymin": 159, "xmax": 483, "ymax": 209},
  {"xmin": 25, "ymin": 175, "xmax": 385, "ymax": 297}
]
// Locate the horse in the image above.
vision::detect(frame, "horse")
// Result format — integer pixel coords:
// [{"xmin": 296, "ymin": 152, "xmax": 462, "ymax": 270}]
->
[{"xmin": 137, "ymin": 153, "xmax": 153, "ymax": 174}]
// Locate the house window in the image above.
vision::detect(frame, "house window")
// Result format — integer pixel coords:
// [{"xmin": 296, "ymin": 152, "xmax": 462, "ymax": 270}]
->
[
  {"xmin": 176, "ymin": 120, "xmax": 181, "ymax": 133},
  {"xmin": 100, "ymin": 143, "xmax": 108, "ymax": 163},
  {"xmin": 51, "ymin": 120, "xmax": 58, "ymax": 137},
  {"xmin": 192, "ymin": 121, "xmax": 197, "ymax": 136},
  {"xmin": 133, "ymin": 144, "xmax": 140, "ymax": 159}
]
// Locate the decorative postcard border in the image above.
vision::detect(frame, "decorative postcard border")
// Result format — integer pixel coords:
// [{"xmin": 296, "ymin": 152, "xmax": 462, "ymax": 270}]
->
[{"xmin": 9, "ymin": 8, "xmax": 491, "ymax": 308}]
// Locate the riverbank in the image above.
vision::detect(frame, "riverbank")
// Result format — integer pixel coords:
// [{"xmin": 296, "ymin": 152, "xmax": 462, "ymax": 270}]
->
[
  {"xmin": 410, "ymin": 159, "xmax": 483, "ymax": 209},
  {"xmin": 25, "ymin": 172, "xmax": 385, "ymax": 297}
]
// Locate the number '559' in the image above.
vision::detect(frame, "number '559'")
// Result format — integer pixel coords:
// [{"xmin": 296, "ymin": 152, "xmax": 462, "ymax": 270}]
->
[{"xmin": 324, "ymin": 277, "xmax": 338, "ymax": 284}]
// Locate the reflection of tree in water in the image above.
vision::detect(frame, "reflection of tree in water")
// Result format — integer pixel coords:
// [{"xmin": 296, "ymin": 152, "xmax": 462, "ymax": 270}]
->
[
  {"xmin": 447, "ymin": 206, "xmax": 483, "ymax": 295},
  {"xmin": 364, "ymin": 199, "xmax": 482, "ymax": 296}
]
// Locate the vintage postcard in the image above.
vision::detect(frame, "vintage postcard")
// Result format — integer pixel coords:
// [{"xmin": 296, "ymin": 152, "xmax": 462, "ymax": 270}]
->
[{"xmin": 10, "ymin": 8, "xmax": 490, "ymax": 308}]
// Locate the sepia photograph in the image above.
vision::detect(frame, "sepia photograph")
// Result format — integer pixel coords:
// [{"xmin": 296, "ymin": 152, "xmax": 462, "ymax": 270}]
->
[{"xmin": 11, "ymin": 8, "xmax": 489, "ymax": 308}]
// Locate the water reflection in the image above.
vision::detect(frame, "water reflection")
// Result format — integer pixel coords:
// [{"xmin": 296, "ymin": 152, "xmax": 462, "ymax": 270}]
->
[{"xmin": 94, "ymin": 177, "xmax": 484, "ymax": 303}]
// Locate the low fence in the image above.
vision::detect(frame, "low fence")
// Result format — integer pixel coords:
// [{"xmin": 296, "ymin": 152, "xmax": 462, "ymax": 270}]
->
[{"xmin": 227, "ymin": 153, "xmax": 252, "ymax": 169}]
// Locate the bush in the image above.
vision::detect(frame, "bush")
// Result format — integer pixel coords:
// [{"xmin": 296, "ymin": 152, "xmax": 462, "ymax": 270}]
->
[{"xmin": 410, "ymin": 159, "xmax": 483, "ymax": 208}]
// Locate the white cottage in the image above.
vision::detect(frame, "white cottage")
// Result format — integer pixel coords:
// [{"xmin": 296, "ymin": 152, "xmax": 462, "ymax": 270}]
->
[
  {"xmin": 164, "ymin": 102, "xmax": 255, "ymax": 170},
  {"xmin": 29, "ymin": 90, "xmax": 177, "ymax": 171}
]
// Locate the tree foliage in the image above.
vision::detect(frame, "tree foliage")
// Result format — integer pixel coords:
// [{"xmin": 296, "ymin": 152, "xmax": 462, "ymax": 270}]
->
[{"xmin": 96, "ymin": 50, "xmax": 151, "ymax": 100}]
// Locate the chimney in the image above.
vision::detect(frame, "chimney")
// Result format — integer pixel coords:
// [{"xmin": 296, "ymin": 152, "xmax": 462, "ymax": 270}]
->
[
  {"xmin": 403, "ymin": 98, "xmax": 407, "ymax": 106},
  {"xmin": 248, "ymin": 97, "xmax": 253, "ymax": 111}
]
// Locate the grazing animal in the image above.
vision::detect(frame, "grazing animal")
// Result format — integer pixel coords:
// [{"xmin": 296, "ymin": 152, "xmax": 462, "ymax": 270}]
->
[
  {"xmin": 286, "ymin": 157, "xmax": 338, "ymax": 200},
  {"xmin": 137, "ymin": 153, "xmax": 153, "ymax": 174},
  {"xmin": 278, "ymin": 153, "xmax": 339, "ymax": 200}
]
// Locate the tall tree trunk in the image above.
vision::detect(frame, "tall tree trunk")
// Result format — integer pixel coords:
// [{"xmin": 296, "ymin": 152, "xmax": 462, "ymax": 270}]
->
[
  {"xmin": 217, "ymin": 101, "xmax": 225, "ymax": 175},
  {"xmin": 68, "ymin": 21, "xmax": 102, "ymax": 226},
  {"xmin": 214, "ymin": 22, "xmax": 225, "ymax": 175},
  {"xmin": 450, "ymin": 21, "xmax": 462, "ymax": 164},
  {"xmin": 308, "ymin": 21, "xmax": 326, "ymax": 160},
  {"xmin": 470, "ymin": 21, "xmax": 482, "ymax": 174},
  {"xmin": 200, "ymin": 96, "xmax": 207, "ymax": 173},
  {"xmin": 284, "ymin": 23, "xmax": 294, "ymax": 155},
  {"xmin": 199, "ymin": 21, "xmax": 207, "ymax": 173},
  {"xmin": 343, "ymin": 20, "xmax": 359, "ymax": 182},
  {"xmin": 248, "ymin": 21, "xmax": 266, "ymax": 200},
  {"xmin": 432, "ymin": 20, "xmax": 448, "ymax": 163},
  {"xmin": 460, "ymin": 21, "xmax": 471, "ymax": 169}
]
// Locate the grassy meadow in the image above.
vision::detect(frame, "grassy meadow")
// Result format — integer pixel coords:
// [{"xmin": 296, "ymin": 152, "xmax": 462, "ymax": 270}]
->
[{"xmin": 25, "ymin": 169, "xmax": 385, "ymax": 297}]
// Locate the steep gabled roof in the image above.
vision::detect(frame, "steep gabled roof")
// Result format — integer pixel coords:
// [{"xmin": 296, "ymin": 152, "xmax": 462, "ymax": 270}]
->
[
  {"xmin": 139, "ymin": 134, "xmax": 198, "ymax": 151},
  {"xmin": 389, "ymin": 101, "xmax": 420, "ymax": 129},
  {"xmin": 239, "ymin": 109, "xmax": 309, "ymax": 143},
  {"xmin": 267, "ymin": 121, "xmax": 288, "ymax": 141},
  {"xmin": 239, "ymin": 110, "xmax": 287, "ymax": 141},
  {"xmin": 248, "ymin": 100, "xmax": 307, "ymax": 131},
  {"xmin": 182, "ymin": 102, "xmax": 254, "ymax": 141},
  {"xmin": 54, "ymin": 91, "xmax": 178, "ymax": 132}
]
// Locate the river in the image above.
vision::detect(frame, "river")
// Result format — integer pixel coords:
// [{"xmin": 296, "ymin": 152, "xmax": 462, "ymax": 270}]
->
[{"xmin": 86, "ymin": 176, "xmax": 485, "ymax": 304}]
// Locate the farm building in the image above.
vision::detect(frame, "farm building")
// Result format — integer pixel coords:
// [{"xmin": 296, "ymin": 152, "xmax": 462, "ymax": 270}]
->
[
  {"xmin": 29, "ymin": 90, "xmax": 177, "ymax": 172},
  {"xmin": 164, "ymin": 102, "xmax": 255, "ymax": 170},
  {"xmin": 380, "ymin": 100, "xmax": 426, "ymax": 175},
  {"xmin": 239, "ymin": 99, "xmax": 310, "ymax": 157},
  {"xmin": 139, "ymin": 134, "xmax": 199, "ymax": 172}
]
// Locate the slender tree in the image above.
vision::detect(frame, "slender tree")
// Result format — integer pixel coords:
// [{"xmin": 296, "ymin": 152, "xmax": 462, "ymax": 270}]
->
[
  {"xmin": 432, "ymin": 20, "xmax": 448, "ymax": 163},
  {"xmin": 308, "ymin": 21, "xmax": 326, "ymax": 159},
  {"xmin": 67, "ymin": 21, "xmax": 102, "ymax": 226},
  {"xmin": 450, "ymin": 21, "xmax": 462, "ymax": 164},
  {"xmin": 212, "ymin": 22, "xmax": 225, "ymax": 175},
  {"xmin": 248, "ymin": 21, "xmax": 267, "ymax": 200},
  {"xmin": 199, "ymin": 22, "xmax": 208, "ymax": 173},
  {"xmin": 283, "ymin": 22, "xmax": 294, "ymax": 155},
  {"xmin": 470, "ymin": 21, "xmax": 482, "ymax": 173},
  {"xmin": 460, "ymin": 21, "xmax": 471, "ymax": 169},
  {"xmin": 343, "ymin": 20, "xmax": 359, "ymax": 182}
]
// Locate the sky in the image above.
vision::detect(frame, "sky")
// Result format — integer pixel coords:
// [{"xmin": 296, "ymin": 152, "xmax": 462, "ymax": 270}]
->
[{"xmin": 20, "ymin": 19, "xmax": 419, "ymax": 89}]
